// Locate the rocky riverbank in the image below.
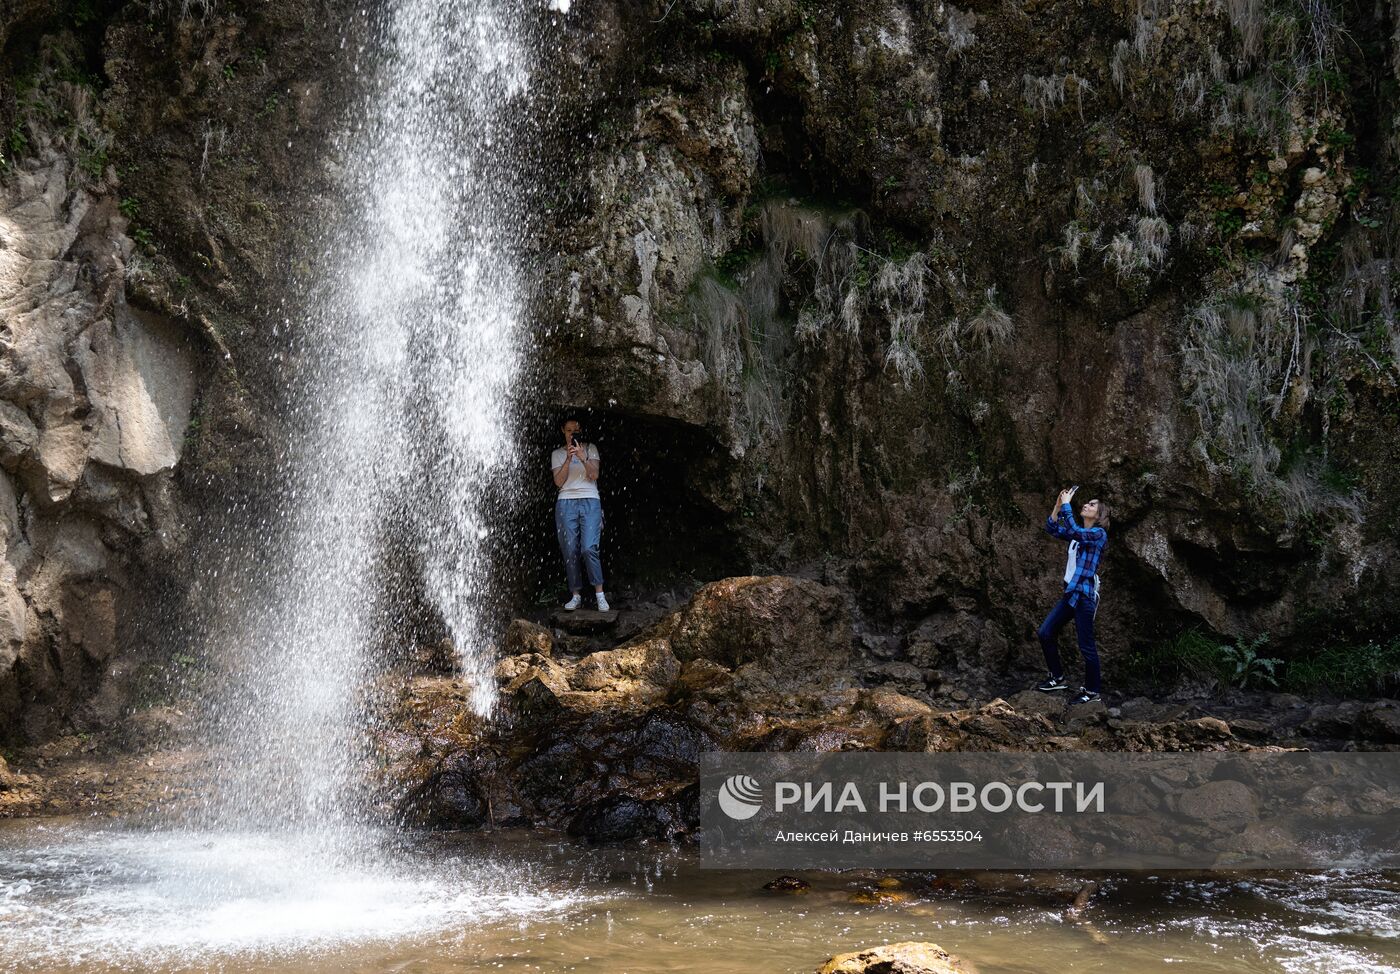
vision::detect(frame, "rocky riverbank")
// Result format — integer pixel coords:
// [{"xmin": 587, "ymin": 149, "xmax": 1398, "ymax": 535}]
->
[
  {"xmin": 6, "ymin": 572, "xmax": 1396, "ymax": 825},
  {"xmin": 371, "ymin": 575, "xmax": 1400, "ymax": 841},
  {"xmin": 0, "ymin": 704, "xmax": 206, "ymax": 818}
]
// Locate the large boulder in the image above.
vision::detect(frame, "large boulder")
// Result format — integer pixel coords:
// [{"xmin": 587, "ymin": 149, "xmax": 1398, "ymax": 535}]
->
[
  {"xmin": 503, "ymin": 619, "xmax": 554, "ymax": 658},
  {"xmin": 1177, "ymin": 779, "xmax": 1260, "ymax": 831},
  {"xmin": 569, "ymin": 636, "xmax": 680, "ymax": 694},
  {"xmin": 670, "ymin": 576, "xmax": 852, "ymax": 686},
  {"xmin": 818, "ymin": 942, "xmax": 968, "ymax": 974},
  {"xmin": 1358, "ymin": 702, "xmax": 1400, "ymax": 743}
]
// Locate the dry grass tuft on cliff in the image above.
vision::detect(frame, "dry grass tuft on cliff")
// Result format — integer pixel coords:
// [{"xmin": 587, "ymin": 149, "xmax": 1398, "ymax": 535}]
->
[
  {"xmin": 1180, "ymin": 267, "xmax": 1366, "ymax": 522},
  {"xmin": 7, "ymin": 37, "xmax": 111, "ymax": 183},
  {"xmin": 935, "ymin": 287, "xmax": 1013, "ymax": 362}
]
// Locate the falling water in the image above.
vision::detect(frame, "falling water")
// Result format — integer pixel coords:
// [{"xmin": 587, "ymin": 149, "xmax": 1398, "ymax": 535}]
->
[
  {"xmin": 355, "ymin": 0, "xmax": 535, "ymax": 722},
  {"xmin": 201, "ymin": 0, "xmax": 539, "ymax": 831},
  {"xmin": 0, "ymin": 3, "xmax": 564, "ymax": 964}
]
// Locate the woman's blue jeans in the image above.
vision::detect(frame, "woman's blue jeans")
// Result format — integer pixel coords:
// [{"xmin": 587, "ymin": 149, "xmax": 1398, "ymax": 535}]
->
[
  {"xmin": 1038, "ymin": 593, "xmax": 1101, "ymax": 692},
  {"xmin": 555, "ymin": 497, "xmax": 604, "ymax": 592}
]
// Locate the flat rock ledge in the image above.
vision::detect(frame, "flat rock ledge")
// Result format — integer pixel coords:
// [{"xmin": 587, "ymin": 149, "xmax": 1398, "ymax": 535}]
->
[{"xmin": 370, "ymin": 574, "xmax": 1400, "ymax": 843}]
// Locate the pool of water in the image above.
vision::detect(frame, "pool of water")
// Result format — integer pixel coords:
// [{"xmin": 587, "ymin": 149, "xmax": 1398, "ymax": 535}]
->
[{"xmin": 1, "ymin": 820, "xmax": 1397, "ymax": 973}]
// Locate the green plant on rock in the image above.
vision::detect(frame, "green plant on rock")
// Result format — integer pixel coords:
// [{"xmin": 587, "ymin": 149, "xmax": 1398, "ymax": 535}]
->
[
  {"xmin": 1219, "ymin": 634, "xmax": 1283, "ymax": 689},
  {"xmin": 1125, "ymin": 629, "xmax": 1280, "ymax": 690},
  {"xmin": 71, "ymin": 0, "xmax": 99, "ymax": 26},
  {"xmin": 1122, "ymin": 628, "xmax": 1224, "ymax": 685},
  {"xmin": 10, "ymin": 37, "xmax": 113, "ymax": 182},
  {"xmin": 1320, "ymin": 124, "xmax": 1355, "ymax": 151},
  {"xmin": 715, "ymin": 246, "xmax": 757, "ymax": 286},
  {"xmin": 6, "ymin": 125, "xmax": 27, "ymax": 163},
  {"xmin": 1214, "ymin": 208, "xmax": 1244, "ymax": 238}
]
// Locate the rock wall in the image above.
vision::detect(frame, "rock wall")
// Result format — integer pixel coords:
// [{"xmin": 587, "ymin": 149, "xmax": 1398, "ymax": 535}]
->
[
  {"xmin": 0, "ymin": 147, "xmax": 195, "ymax": 738},
  {"xmin": 527, "ymin": 0, "xmax": 1400, "ymax": 679},
  {"xmin": 4, "ymin": 0, "xmax": 1400, "ymax": 741},
  {"xmin": 0, "ymin": 0, "xmax": 358, "ymax": 742}
]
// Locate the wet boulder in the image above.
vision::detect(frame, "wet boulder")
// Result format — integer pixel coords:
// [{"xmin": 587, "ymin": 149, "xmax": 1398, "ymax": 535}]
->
[
  {"xmin": 670, "ymin": 576, "xmax": 852, "ymax": 686},
  {"xmin": 415, "ymin": 760, "xmax": 492, "ymax": 830},
  {"xmin": 1178, "ymin": 779, "xmax": 1260, "ymax": 831},
  {"xmin": 763, "ymin": 875, "xmax": 810, "ymax": 893},
  {"xmin": 569, "ymin": 636, "xmax": 680, "ymax": 695},
  {"xmin": 499, "ymin": 657, "xmax": 573, "ymax": 726},
  {"xmin": 818, "ymin": 942, "xmax": 968, "ymax": 974},
  {"xmin": 503, "ymin": 619, "xmax": 554, "ymax": 657},
  {"xmin": 1299, "ymin": 701, "xmax": 1365, "ymax": 739},
  {"xmin": 857, "ymin": 687, "xmax": 933, "ymax": 721},
  {"xmin": 1358, "ymin": 702, "xmax": 1400, "ymax": 743},
  {"xmin": 567, "ymin": 786, "xmax": 697, "ymax": 843}
]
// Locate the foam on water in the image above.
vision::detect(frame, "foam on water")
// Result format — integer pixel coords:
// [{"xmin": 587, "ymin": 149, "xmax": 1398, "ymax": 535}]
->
[
  {"xmin": 3, "ymin": 827, "xmax": 1399, "ymax": 972},
  {"xmin": 0, "ymin": 825, "xmax": 576, "ymax": 966}
]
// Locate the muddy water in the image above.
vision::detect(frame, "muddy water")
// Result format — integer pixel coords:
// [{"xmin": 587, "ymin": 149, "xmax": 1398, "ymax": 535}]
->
[{"xmin": 1, "ymin": 822, "xmax": 1396, "ymax": 973}]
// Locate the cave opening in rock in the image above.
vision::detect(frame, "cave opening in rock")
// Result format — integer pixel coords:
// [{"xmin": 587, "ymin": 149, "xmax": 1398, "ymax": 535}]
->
[{"xmin": 503, "ymin": 407, "xmax": 749, "ymax": 610}]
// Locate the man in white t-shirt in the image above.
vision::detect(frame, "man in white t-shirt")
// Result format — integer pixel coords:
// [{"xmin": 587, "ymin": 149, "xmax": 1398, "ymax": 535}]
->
[{"xmin": 551, "ymin": 417, "xmax": 608, "ymax": 611}]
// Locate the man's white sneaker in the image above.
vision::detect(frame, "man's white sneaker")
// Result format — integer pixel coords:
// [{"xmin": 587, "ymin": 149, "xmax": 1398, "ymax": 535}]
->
[
  {"xmin": 563, "ymin": 594, "xmax": 582, "ymax": 611},
  {"xmin": 595, "ymin": 593, "xmax": 610, "ymax": 612}
]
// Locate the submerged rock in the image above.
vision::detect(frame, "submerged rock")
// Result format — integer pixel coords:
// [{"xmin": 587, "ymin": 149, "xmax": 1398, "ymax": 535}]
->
[
  {"xmin": 763, "ymin": 875, "xmax": 811, "ymax": 893},
  {"xmin": 818, "ymin": 942, "xmax": 967, "ymax": 974}
]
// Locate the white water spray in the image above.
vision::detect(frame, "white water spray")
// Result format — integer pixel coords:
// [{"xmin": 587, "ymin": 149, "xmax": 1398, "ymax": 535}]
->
[
  {"xmin": 203, "ymin": 0, "xmax": 540, "ymax": 832},
  {"xmin": 0, "ymin": 1, "xmax": 566, "ymax": 963},
  {"xmin": 357, "ymin": 0, "xmax": 534, "ymax": 722}
]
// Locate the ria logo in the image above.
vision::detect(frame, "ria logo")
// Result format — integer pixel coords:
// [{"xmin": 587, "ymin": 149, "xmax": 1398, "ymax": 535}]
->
[{"xmin": 717, "ymin": 774, "xmax": 764, "ymax": 820}]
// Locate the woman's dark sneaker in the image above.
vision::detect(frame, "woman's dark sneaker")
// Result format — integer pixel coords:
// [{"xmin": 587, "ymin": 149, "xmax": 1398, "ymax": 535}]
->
[
  {"xmin": 1070, "ymin": 688, "xmax": 1101, "ymax": 705},
  {"xmin": 1035, "ymin": 674, "xmax": 1069, "ymax": 692}
]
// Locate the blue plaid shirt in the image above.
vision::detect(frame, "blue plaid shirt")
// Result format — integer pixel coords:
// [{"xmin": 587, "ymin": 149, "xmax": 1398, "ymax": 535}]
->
[{"xmin": 1044, "ymin": 502, "xmax": 1106, "ymax": 606}]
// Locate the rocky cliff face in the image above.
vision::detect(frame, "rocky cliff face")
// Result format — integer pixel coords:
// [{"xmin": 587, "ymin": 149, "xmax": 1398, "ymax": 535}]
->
[
  {"xmin": 528, "ymin": 0, "xmax": 1400, "ymax": 680},
  {"xmin": 0, "ymin": 147, "xmax": 194, "ymax": 738},
  {"xmin": 0, "ymin": 0, "xmax": 357, "ymax": 742},
  {"xmin": 2, "ymin": 0, "xmax": 1399, "ymax": 743}
]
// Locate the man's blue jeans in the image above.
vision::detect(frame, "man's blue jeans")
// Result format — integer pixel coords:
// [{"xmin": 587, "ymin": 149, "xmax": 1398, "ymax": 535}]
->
[
  {"xmin": 1038, "ymin": 593, "xmax": 1100, "ymax": 692},
  {"xmin": 555, "ymin": 497, "xmax": 604, "ymax": 592}
]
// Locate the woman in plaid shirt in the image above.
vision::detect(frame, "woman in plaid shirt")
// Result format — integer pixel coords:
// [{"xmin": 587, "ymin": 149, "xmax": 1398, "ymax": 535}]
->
[{"xmin": 1034, "ymin": 486, "xmax": 1110, "ymax": 704}]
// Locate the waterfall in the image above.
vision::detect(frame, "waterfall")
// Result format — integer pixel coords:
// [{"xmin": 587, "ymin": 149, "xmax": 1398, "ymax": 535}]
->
[
  {"xmin": 200, "ymin": 0, "xmax": 538, "ymax": 832},
  {"xmin": 362, "ymin": 0, "xmax": 534, "ymax": 722},
  {"xmin": 0, "ymin": 2, "xmax": 583, "ymax": 963}
]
